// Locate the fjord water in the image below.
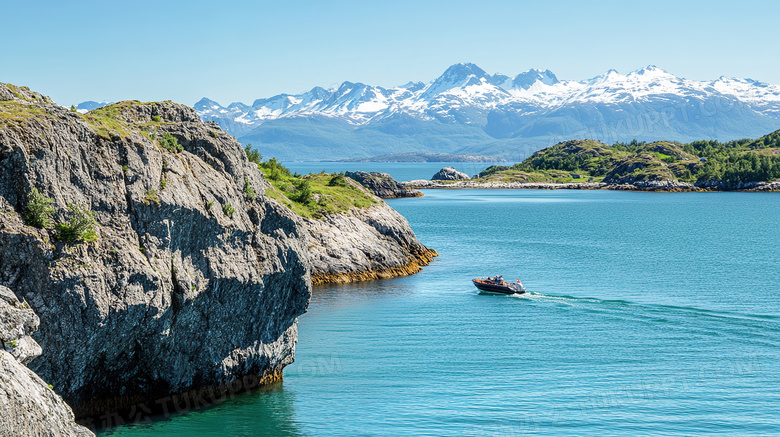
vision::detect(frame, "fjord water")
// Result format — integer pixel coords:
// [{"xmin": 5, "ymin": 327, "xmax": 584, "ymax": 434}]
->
[{"xmin": 102, "ymin": 189, "xmax": 780, "ymax": 436}]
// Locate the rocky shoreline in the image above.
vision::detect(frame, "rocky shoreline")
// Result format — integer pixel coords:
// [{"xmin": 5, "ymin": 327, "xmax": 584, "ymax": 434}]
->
[
  {"xmin": 401, "ymin": 179, "xmax": 780, "ymax": 192},
  {"xmin": 312, "ymin": 247, "xmax": 438, "ymax": 285},
  {"xmin": 305, "ymin": 202, "xmax": 438, "ymax": 285}
]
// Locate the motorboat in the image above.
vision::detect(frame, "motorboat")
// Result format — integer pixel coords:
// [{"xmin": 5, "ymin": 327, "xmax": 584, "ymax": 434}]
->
[{"xmin": 472, "ymin": 277, "xmax": 526, "ymax": 295}]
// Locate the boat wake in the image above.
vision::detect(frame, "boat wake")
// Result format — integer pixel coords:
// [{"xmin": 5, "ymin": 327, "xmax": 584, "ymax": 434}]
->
[{"xmin": 507, "ymin": 290, "xmax": 780, "ymax": 346}]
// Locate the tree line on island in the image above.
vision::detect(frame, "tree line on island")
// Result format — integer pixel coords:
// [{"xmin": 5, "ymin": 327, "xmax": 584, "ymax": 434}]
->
[{"xmin": 477, "ymin": 129, "xmax": 780, "ymax": 186}]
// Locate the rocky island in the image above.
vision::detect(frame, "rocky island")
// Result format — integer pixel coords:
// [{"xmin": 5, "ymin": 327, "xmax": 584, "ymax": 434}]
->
[
  {"xmin": 344, "ymin": 171, "xmax": 422, "ymax": 199},
  {"xmin": 404, "ymin": 136, "xmax": 780, "ymax": 192},
  {"xmin": 0, "ymin": 83, "xmax": 436, "ymax": 432}
]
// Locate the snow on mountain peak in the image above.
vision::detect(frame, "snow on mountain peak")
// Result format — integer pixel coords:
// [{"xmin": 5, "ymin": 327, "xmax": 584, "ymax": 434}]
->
[
  {"xmin": 510, "ymin": 69, "xmax": 560, "ymax": 89},
  {"xmin": 442, "ymin": 63, "xmax": 489, "ymax": 80},
  {"xmin": 421, "ymin": 63, "xmax": 492, "ymax": 98},
  {"xmin": 631, "ymin": 65, "xmax": 675, "ymax": 80},
  {"xmin": 193, "ymin": 64, "xmax": 780, "ymax": 133}
]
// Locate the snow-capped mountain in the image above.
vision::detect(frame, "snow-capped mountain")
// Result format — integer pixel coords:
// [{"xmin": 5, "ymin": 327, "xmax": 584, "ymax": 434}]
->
[
  {"xmin": 76, "ymin": 100, "xmax": 112, "ymax": 113},
  {"xmin": 195, "ymin": 63, "xmax": 780, "ymax": 160}
]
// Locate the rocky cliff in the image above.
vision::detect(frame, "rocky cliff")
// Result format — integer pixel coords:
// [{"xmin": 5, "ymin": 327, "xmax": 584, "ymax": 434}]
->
[
  {"xmin": 0, "ymin": 83, "xmax": 437, "ymax": 428},
  {"xmin": 0, "ymin": 285, "xmax": 93, "ymax": 436},
  {"xmin": 0, "ymin": 83, "xmax": 311, "ymax": 421}
]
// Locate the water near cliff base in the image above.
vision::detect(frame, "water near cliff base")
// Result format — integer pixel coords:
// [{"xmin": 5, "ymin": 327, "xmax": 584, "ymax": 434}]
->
[{"xmin": 101, "ymin": 189, "xmax": 780, "ymax": 436}]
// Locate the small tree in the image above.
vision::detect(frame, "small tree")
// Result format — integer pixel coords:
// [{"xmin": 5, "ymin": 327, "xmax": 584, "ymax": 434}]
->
[
  {"xmin": 294, "ymin": 179, "xmax": 312, "ymax": 204},
  {"xmin": 24, "ymin": 188, "xmax": 55, "ymax": 228},
  {"xmin": 245, "ymin": 144, "xmax": 262, "ymax": 166},
  {"xmin": 159, "ymin": 132, "xmax": 182, "ymax": 153},
  {"xmin": 328, "ymin": 173, "xmax": 348, "ymax": 187},
  {"xmin": 55, "ymin": 203, "xmax": 98, "ymax": 243}
]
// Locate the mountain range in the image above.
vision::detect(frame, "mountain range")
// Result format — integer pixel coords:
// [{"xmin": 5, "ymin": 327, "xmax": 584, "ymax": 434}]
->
[{"xmin": 173, "ymin": 64, "xmax": 780, "ymax": 160}]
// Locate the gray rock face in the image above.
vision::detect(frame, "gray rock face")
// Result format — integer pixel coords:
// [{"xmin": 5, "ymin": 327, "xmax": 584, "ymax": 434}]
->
[
  {"xmin": 305, "ymin": 202, "xmax": 437, "ymax": 284},
  {"xmin": 0, "ymin": 286, "xmax": 93, "ymax": 436},
  {"xmin": 431, "ymin": 167, "xmax": 470, "ymax": 181},
  {"xmin": 0, "ymin": 83, "xmax": 53, "ymax": 104},
  {"xmin": 0, "ymin": 286, "xmax": 42, "ymax": 364},
  {"xmin": 0, "ymin": 90, "xmax": 311, "ymax": 419},
  {"xmin": 0, "ymin": 351, "xmax": 94, "ymax": 436},
  {"xmin": 344, "ymin": 171, "xmax": 422, "ymax": 198}
]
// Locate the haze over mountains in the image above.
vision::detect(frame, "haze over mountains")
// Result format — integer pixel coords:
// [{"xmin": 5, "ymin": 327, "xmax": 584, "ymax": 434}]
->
[{"xmin": 153, "ymin": 64, "xmax": 780, "ymax": 160}]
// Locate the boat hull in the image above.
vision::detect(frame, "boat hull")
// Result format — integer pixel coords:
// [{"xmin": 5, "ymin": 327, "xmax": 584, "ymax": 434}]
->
[{"xmin": 472, "ymin": 279, "xmax": 526, "ymax": 295}]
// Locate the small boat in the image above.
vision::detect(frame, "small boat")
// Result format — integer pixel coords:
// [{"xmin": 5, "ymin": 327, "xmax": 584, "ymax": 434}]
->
[{"xmin": 472, "ymin": 277, "xmax": 526, "ymax": 295}]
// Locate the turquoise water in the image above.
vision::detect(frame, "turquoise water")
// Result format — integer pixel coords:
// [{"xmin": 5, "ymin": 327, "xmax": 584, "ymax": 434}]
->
[{"xmin": 101, "ymin": 189, "xmax": 780, "ymax": 436}]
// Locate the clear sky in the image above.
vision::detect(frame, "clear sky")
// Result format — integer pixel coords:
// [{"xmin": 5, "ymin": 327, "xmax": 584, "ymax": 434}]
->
[{"xmin": 2, "ymin": 0, "xmax": 778, "ymax": 107}]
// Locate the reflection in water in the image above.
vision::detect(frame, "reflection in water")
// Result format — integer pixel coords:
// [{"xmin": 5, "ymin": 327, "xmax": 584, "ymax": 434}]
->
[
  {"xmin": 99, "ymin": 381, "xmax": 302, "ymax": 437},
  {"xmin": 309, "ymin": 280, "xmax": 415, "ymax": 308}
]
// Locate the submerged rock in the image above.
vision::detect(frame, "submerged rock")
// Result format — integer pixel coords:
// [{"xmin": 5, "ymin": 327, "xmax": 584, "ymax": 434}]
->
[{"xmin": 431, "ymin": 167, "xmax": 470, "ymax": 181}]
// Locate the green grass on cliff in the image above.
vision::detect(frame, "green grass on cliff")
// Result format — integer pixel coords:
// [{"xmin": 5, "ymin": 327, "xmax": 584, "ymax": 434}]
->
[
  {"xmin": 252, "ymin": 154, "xmax": 378, "ymax": 219},
  {"xmin": 82, "ymin": 101, "xmax": 180, "ymax": 145},
  {"xmin": 262, "ymin": 171, "xmax": 379, "ymax": 219},
  {"xmin": 0, "ymin": 100, "xmax": 49, "ymax": 125},
  {"xmin": 83, "ymin": 101, "xmax": 159, "ymax": 140}
]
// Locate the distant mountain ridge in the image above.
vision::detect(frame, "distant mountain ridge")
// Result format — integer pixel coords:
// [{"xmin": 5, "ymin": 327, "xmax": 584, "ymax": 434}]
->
[{"xmin": 110, "ymin": 63, "xmax": 780, "ymax": 160}]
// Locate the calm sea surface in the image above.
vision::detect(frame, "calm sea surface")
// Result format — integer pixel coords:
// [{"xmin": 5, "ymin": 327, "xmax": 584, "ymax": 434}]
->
[{"xmin": 101, "ymin": 189, "xmax": 780, "ymax": 436}]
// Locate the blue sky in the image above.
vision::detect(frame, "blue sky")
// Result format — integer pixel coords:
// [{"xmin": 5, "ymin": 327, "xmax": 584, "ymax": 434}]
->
[{"xmin": 2, "ymin": 0, "xmax": 778, "ymax": 107}]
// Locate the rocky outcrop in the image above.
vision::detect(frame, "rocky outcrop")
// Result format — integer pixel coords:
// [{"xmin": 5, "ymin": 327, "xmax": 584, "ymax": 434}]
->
[
  {"xmin": 0, "ymin": 351, "xmax": 94, "ymax": 436},
  {"xmin": 0, "ymin": 87, "xmax": 311, "ymax": 421},
  {"xmin": 0, "ymin": 286, "xmax": 41, "ymax": 364},
  {"xmin": 750, "ymin": 181, "xmax": 780, "ymax": 191},
  {"xmin": 344, "ymin": 171, "xmax": 422, "ymax": 199},
  {"xmin": 305, "ymin": 203, "xmax": 437, "ymax": 285},
  {"xmin": 431, "ymin": 167, "xmax": 470, "ymax": 181},
  {"xmin": 0, "ymin": 286, "xmax": 93, "ymax": 436}
]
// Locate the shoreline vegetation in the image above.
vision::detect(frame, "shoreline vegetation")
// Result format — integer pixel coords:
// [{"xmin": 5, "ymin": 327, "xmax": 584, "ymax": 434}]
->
[
  {"xmin": 401, "ymin": 179, "xmax": 780, "ymax": 192},
  {"xmin": 242, "ymin": 147, "xmax": 438, "ymax": 284},
  {"xmin": 397, "ymin": 133, "xmax": 780, "ymax": 193}
]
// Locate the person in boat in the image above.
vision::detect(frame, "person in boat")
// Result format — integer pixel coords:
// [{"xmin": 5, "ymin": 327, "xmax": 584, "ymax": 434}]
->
[{"xmin": 498, "ymin": 275, "xmax": 505, "ymax": 286}]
